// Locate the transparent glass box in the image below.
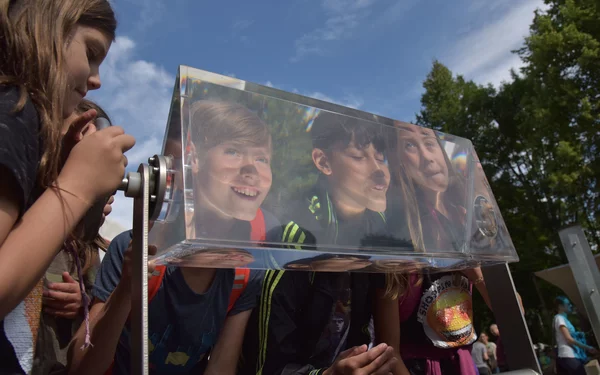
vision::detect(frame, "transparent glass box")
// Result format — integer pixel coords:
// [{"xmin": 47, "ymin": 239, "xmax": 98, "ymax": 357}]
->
[{"xmin": 147, "ymin": 66, "xmax": 518, "ymax": 273}]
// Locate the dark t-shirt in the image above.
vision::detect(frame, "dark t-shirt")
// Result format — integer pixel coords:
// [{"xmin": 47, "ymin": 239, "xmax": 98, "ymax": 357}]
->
[
  {"xmin": 312, "ymin": 273, "xmax": 352, "ymax": 366},
  {"xmin": 93, "ymin": 230, "xmax": 264, "ymax": 375},
  {"xmin": 0, "ymin": 85, "xmax": 43, "ymax": 375}
]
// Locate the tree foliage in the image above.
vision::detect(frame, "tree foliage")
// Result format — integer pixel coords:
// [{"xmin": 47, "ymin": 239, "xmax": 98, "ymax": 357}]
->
[{"xmin": 416, "ymin": 0, "xmax": 600, "ymax": 343}]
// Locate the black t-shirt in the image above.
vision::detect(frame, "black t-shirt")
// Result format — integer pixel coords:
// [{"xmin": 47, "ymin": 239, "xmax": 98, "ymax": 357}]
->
[
  {"xmin": 0, "ymin": 84, "xmax": 42, "ymax": 374},
  {"xmin": 0, "ymin": 85, "xmax": 42, "ymax": 216},
  {"xmin": 312, "ymin": 273, "xmax": 352, "ymax": 366}
]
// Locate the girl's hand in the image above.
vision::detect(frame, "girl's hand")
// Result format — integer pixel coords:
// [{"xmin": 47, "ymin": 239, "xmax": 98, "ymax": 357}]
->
[
  {"xmin": 119, "ymin": 241, "xmax": 158, "ymax": 294},
  {"xmin": 58, "ymin": 123, "xmax": 135, "ymax": 204},
  {"xmin": 100, "ymin": 195, "xmax": 115, "ymax": 227},
  {"xmin": 43, "ymin": 272, "xmax": 83, "ymax": 319},
  {"xmin": 61, "ymin": 109, "xmax": 98, "ymax": 166}
]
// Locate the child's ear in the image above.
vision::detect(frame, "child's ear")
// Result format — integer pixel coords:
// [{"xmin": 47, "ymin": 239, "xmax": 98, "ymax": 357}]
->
[
  {"xmin": 189, "ymin": 152, "xmax": 200, "ymax": 174},
  {"xmin": 312, "ymin": 148, "xmax": 332, "ymax": 175}
]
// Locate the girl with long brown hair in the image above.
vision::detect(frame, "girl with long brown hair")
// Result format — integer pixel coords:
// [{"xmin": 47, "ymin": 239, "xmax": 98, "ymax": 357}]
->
[
  {"xmin": 0, "ymin": 1, "xmax": 134, "ymax": 373},
  {"xmin": 374, "ymin": 122, "xmax": 491, "ymax": 375}
]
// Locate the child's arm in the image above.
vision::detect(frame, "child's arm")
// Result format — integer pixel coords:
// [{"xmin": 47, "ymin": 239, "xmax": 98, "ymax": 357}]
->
[
  {"xmin": 67, "ymin": 285, "xmax": 131, "ymax": 375},
  {"xmin": 373, "ymin": 288, "xmax": 410, "ymax": 375},
  {"xmin": 0, "ymin": 173, "xmax": 92, "ymax": 319},
  {"xmin": 67, "ymin": 232, "xmax": 135, "ymax": 375},
  {"xmin": 204, "ymin": 309, "xmax": 253, "ymax": 375},
  {"xmin": 206, "ymin": 269, "xmax": 264, "ymax": 374},
  {"xmin": 0, "ymin": 107, "xmax": 134, "ymax": 319}
]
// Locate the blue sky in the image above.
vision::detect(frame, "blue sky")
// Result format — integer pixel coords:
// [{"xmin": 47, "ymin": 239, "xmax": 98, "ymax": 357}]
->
[{"xmin": 92, "ymin": 0, "xmax": 545, "ymax": 232}]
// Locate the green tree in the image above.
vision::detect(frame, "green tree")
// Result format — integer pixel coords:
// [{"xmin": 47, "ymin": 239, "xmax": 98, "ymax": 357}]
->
[{"xmin": 415, "ymin": 0, "xmax": 600, "ymax": 342}]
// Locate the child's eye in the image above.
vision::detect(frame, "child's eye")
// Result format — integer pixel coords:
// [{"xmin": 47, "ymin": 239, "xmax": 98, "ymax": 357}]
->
[
  {"xmin": 425, "ymin": 140, "xmax": 437, "ymax": 149},
  {"xmin": 404, "ymin": 141, "xmax": 417, "ymax": 150},
  {"xmin": 349, "ymin": 155, "xmax": 365, "ymax": 161},
  {"xmin": 225, "ymin": 148, "xmax": 240, "ymax": 156},
  {"xmin": 86, "ymin": 47, "xmax": 101, "ymax": 63},
  {"xmin": 256, "ymin": 156, "xmax": 270, "ymax": 164}
]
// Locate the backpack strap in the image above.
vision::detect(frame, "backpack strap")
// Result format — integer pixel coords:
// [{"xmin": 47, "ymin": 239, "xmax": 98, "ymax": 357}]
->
[
  {"xmin": 227, "ymin": 268, "xmax": 250, "ymax": 314},
  {"xmin": 250, "ymin": 209, "xmax": 266, "ymax": 242},
  {"xmin": 149, "ymin": 265, "xmax": 167, "ymax": 301},
  {"xmin": 225, "ymin": 208, "xmax": 262, "ymax": 312}
]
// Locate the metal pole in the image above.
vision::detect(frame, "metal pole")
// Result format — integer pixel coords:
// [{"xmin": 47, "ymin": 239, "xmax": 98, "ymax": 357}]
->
[
  {"xmin": 558, "ymin": 225, "xmax": 600, "ymax": 342},
  {"xmin": 482, "ymin": 263, "xmax": 541, "ymax": 374},
  {"xmin": 130, "ymin": 164, "xmax": 150, "ymax": 375}
]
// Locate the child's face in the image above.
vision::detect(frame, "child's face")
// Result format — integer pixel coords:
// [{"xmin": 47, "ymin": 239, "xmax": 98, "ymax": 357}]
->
[
  {"xmin": 396, "ymin": 123, "xmax": 449, "ymax": 193},
  {"xmin": 327, "ymin": 140, "xmax": 390, "ymax": 213},
  {"xmin": 62, "ymin": 25, "xmax": 111, "ymax": 118},
  {"xmin": 195, "ymin": 141, "xmax": 272, "ymax": 221}
]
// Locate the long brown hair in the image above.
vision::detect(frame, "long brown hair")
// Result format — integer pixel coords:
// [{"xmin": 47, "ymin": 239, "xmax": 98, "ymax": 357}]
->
[
  {"xmin": 0, "ymin": 0, "xmax": 116, "ymax": 191},
  {"xmin": 382, "ymin": 122, "xmax": 427, "ymax": 299}
]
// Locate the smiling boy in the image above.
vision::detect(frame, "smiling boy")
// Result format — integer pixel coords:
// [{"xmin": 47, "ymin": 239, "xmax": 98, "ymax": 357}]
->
[{"xmin": 68, "ymin": 101, "xmax": 279, "ymax": 375}]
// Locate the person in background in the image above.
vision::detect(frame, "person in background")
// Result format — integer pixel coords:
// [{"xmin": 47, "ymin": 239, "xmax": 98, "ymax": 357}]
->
[
  {"xmin": 486, "ymin": 335, "xmax": 499, "ymax": 374},
  {"xmin": 471, "ymin": 333, "xmax": 490, "ymax": 375},
  {"xmin": 553, "ymin": 296, "xmax": 597, "ymax": 375},
  {"xmin": 32, "ymin": 100, "xmax": 114, "ymax": 375},
  {"xmin": 489, "ymin": 324, "xmax": 507, "ymax": 372}
]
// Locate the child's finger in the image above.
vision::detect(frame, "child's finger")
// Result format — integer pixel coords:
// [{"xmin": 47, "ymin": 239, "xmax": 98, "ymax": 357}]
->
[
  {"xmin": 47, "ymin": 281, "xmax": 80, "ymax": 293},
  {"xmin": 65, "ymin": 109, "xmax": 97, "ymax": 144},
  {"xmin": 62, "ymin": 272, "xmax": 77, "ymax": 284},
  {"xmin": 44, "ymin": 288, "xmax": 80, "ymax": 302},
  {"xmin": 69, "ymin": 109, "xmax": 97, "ymax": 136},
  {"xmin": 43, "ymin": 298, "xmax": 80, "ymax": 311}
]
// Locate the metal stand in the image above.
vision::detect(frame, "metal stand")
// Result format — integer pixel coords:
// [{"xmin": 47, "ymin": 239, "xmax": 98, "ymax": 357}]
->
[
  {"xmin": 117, "ymin": 156, "xmax": 168, "ymax": 375},
  {"xmin": 558, "ymin": 225, "xmax": 600, "ymax": 342},
  {"xmin": 482, "ymin": 263, "xmax": 542, "ymax": 374}
]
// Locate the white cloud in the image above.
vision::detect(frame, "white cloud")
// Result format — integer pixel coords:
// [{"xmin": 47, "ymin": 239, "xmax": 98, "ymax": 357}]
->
[
  {"xmin": 292, "ymin": 0, "xmax": 377, "ymax": 62},
  {"xmin": 444, "ymin": 0, "xmax": 545, "ymax": 87},
  {"xmin": 89, "ymin": 36, "xmax": 175, "ymax": 229},
  {"xmin": 124, "ymin": 0, "xmax": 167, "ymax": 31}
]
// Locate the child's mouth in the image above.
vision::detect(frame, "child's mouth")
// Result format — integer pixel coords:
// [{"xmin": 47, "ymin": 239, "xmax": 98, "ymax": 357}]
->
[{"xmin": 232, "ymin": 186, "xmax": 259, "ymax": 200}]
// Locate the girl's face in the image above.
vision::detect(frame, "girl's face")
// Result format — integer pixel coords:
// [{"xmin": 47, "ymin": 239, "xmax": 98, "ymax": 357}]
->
[
  {"xmin": 396, "ymin": 123, "xmax": 449, "ymax": 193},
  {"xmin": 63, "ymin": 25, "xmax": 111, "ymax": 118},
  {"xmin": 194, "ymin": 140, "xmax": 273, "ymax": 221}
]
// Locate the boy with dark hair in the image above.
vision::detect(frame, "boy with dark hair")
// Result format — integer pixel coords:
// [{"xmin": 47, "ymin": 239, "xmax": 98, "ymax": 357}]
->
[{"xmin": 240, "ymin": 111, "xmax": 398, "ymax": 375}]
